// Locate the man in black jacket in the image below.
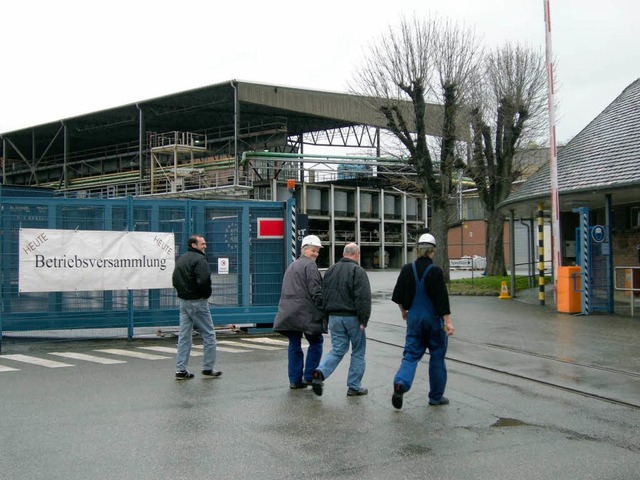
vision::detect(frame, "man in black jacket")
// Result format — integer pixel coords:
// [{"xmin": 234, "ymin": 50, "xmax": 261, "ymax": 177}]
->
[
  {"xmin": 312, "ymin": 243, "xmax": 371, "ymax": 397},
  {"xmin": 172, "ymin": 234, "xmax": 221, "ymax": 380}
]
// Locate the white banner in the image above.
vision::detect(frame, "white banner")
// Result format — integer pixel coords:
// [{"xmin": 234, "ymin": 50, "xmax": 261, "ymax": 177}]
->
[{"xmin": 19, "ymin": 229, "xmax": 175, "ymax": 292}]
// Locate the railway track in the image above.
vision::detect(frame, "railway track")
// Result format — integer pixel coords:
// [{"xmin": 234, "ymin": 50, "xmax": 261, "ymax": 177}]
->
[{"xmin": 368, "ymin": 319, "xmax": 640, "ymax": 409}]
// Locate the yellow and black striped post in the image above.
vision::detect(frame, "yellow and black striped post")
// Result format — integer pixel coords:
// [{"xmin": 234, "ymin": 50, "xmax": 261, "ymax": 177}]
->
[{"xmin": 538, "ymin": 202, "xmax": 545, "ymax": 306}]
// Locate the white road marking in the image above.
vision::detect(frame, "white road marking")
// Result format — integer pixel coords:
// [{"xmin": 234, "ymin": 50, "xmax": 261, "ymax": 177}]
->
[
  {"xmin": 138, "ymin": 346, "xmax": 202, "ymax": 357},
  {"xmin": 217, "ymin": 340, "xmax": 281, "ymax": 350},
  {"xmin": 193, "ymin": 344, "xmax": 248, "ymax": 353},
  {"xmin": 1, "ymin": 354, "xmax": 74, "ymax": 368},
  {"xmin": 217, "ymin": 346, "xmax": 249, "ymax": 353},
  {"xmin": 241, "ymin": 337, "xmax": 288, "ymax": 346},
  {"xmin": 0, "ymin": 364, "xmax": 20, "ymax": 372},
  {"xmin": 49, "ymin": 352, "xmax": 127, "ymax": 364},
  {"xmin": 0, "ymin": 337, "xmax": 287, "ymax": 374},
  {"xmin": 95, "ymin": 349, "xmax": 170, "ymax": 360}
]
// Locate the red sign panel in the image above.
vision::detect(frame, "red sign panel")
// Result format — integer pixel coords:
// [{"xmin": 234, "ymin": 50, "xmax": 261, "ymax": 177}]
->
[{"xmin": 257, "ymin": 218, "xmax": 284, "ymax": 239}]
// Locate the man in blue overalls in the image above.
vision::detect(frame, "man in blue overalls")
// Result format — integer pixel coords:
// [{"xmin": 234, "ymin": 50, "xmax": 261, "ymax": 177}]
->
[{"xmin": 390, "ymin": 233, "xmax": 455, "ymax": 409}]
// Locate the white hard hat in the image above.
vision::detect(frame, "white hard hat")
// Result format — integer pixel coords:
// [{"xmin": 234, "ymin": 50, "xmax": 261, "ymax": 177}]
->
[
  {"xmin": 301, "ymin": 235, "xmax": 323, "ymax": 248},
  {"xmin": 418, "ymin": 233, "xmax": 436, "ymax": 247}
]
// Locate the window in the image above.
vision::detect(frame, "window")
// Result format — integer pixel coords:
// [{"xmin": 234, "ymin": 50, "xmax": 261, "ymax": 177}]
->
[{"xmin": 631, "ymin": 206, "xmax": 640, "ymax": 229}]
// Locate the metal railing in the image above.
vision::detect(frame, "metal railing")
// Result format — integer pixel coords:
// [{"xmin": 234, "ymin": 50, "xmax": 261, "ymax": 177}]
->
[
  {"xmin": 614, "ymin": 266, "xmax": 640, "ymax": 316},
  {"xmin": 148, "ymin": 131, "xmax": 206, "ymax": 149}
]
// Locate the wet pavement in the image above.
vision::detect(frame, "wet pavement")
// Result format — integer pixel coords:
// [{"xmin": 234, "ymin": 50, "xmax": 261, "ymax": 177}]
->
[
  {"xmin": 1, "ymin": 270, "xmax": 639, "ymax": 479},
  {"xmin": 369, "ymin": 270, "xmax": 640, "ymax": 407}
]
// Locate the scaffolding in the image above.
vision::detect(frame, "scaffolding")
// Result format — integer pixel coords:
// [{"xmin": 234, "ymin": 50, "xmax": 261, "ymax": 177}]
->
[{"xmin": 149, "ymin": 131, "xmax": 207, "ymax": 194}]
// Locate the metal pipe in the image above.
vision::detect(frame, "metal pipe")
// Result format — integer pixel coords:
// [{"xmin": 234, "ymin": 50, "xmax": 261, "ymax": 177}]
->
[
  {"xmin": 509, "ymin": 210, "xmax": 516, "ymax": 298},
  {"xmin": 137, "ymin": 104, "xmax": 144, "ymax": 180},
  {"xmin": 242, "ymin": 150, "xmax": 409, "ymax": 164},
  {"xmin": 329, "ymin": 184, "xmax": 335, "ymax": 266},
  {"xmin": 230, "ymin": 80, "xmax": 238, "ymax": 186},
  {"xmin": 63, "ymin": 121, "xmax": 68, "ymax": 189},
  {"xmin": 605, "ymin": 194, "xmax": 614, "ymax": 313},
  {"xmin": 379, "ymin": 188, "xmax": 386, "ymax": 267},
  {"xmin": 356, "ymin": 186, "xmax": 361, "ymax": 246},
  {"xmin": 2, "ymin": 137, "xmax": 5, "ymax": 185}
]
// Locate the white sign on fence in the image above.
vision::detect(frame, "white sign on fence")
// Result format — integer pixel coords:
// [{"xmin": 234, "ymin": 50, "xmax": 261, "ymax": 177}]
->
[
  {"xmin": 449, "ymin": 256, "xmax": 487, "ymax": 270},
  {"xmin": 450, "ymin": 258, "xmax": 473, "ymax": 269},
  {"xmin": 218, "ymin": 258, "xmax": 229, "ymax": 275},
  {"xmin": 19, "ymin": 228, "xmax": 175, "ymax": 293}
]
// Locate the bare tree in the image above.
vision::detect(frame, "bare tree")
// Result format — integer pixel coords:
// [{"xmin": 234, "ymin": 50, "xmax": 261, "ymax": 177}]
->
[
  {"xmin": 467, "ymin": 43, "xmax": 548, "ymax": 276},
  {"xmin": 351, "ymin": 16, "xmax": 482, "ymax": 281}
]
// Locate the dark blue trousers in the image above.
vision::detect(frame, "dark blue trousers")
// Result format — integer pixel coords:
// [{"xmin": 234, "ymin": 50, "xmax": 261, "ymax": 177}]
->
[
  {"xmin": 393, "ymin": 263, "xmax": 448, "ymax": 401},
  {"xmin": 283, "ymin": 331, "xmax": 324, "ymax": 384}
]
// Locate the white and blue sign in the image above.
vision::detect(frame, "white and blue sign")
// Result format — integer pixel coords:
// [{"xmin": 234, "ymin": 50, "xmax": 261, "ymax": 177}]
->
[{"xmin": 591, "ymin": 225, "xmax": 606, "ymax": 243}]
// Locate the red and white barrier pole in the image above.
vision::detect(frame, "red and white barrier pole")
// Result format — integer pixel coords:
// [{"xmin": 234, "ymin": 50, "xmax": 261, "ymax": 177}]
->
[{"xmin": 543, "ymin": 0, "xmax": 562, "ymax": 299}]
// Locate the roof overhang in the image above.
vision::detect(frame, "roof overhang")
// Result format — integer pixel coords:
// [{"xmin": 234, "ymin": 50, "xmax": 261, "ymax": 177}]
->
[{"xmin": 500, "ymin": 183, "xmax": 640, "ymax": 218}]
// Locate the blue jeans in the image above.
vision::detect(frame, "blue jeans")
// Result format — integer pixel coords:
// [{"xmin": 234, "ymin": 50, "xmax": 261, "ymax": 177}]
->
[
  {"xmin": 393, "ymin": 313, "xmax": 447, "ymax": 401},
  {"xmin": 176, "ymin": 298, "xmax": 217, "ymax": 372},
  {"xmin": 316, "ymin": 315, "xmax": 366, "ymax": 390},
  {"xmin": 283, "ymin": 331, "xmax": 324, "ymax": 384}
]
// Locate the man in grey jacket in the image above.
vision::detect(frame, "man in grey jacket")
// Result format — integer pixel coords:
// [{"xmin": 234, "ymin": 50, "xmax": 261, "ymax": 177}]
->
[
  {"xmin": 312, "ymin": 243, "xmax": 371, "ymax": 397},
  {"xmin": 273, "ymin": 235, "xmax": 326, "ymax": 389}
]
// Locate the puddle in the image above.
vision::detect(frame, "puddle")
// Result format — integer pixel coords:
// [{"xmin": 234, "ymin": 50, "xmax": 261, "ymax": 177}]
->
[{"xmin": 491, "ymin": 417, "xmax": 529, "ymax": 428}]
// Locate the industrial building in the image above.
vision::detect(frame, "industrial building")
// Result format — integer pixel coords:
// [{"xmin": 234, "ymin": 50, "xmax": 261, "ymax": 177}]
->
[{"xmin": 1, "ymin": 80, "xmax": 451, "ymax": 268}]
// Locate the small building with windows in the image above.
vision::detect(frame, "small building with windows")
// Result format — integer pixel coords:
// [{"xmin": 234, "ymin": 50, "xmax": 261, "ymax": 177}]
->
[{"xmin": 500, "ymin": 77, "xmax": 640, "ymax": 315}]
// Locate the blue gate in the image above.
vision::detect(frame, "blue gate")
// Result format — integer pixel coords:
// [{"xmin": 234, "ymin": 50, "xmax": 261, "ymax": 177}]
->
[
  {"xmin": 0, "ymin": 187, "xmax": 291, "ymax": 347},
  {"xmin": 574, "ymin": 207, "xmax": 613, "ymax": 314}
]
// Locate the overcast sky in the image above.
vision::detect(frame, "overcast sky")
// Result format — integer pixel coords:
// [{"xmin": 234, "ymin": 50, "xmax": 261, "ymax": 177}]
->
[{"xmin": 1, "ymin": 0, "xmax": 638, "ymax": 144}]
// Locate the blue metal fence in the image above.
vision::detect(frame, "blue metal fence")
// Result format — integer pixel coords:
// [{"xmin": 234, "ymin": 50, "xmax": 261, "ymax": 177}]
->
[{"xmin": 0, "ymin": 188, "xmax": 289, "ymax": 347}]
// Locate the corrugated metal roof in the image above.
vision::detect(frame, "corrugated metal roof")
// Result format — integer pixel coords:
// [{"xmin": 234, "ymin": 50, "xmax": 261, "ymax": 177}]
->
[{"xmin": 0, "ymin": 80, "xmax": 468, "ymax": 156}]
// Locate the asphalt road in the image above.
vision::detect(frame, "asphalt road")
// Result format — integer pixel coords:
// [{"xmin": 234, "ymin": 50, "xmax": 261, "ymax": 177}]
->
[{"xmin": 1, "ymin": 270, "xmax": 639, "ymax": 480}]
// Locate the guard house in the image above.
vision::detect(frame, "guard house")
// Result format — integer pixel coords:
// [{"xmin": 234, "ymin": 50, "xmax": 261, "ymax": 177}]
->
[{"xmin": 500, "ymin": 78, "xmax": 640, "ymax": 316}]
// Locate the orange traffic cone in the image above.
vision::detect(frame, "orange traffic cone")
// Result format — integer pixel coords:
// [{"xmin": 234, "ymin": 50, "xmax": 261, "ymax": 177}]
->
[{"xmin": 498, "ymin": 281, "xmax": 511, "ymax": 300}]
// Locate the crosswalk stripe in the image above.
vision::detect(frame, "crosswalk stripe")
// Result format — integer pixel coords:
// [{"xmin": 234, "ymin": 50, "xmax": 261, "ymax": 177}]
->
[
  {"xmin": 193, "ymin": 345, "xmax": 247, "ymax": 353},
  {"xmin": 217, "ymin": 340, "xmax": 281, "ymax": 351},
  {"xmin": 49, "ymin": 352, "xmax": 127, "ymax": 364},
  {"xmin": 138, "ymin": 346, "xmax": 202, "ymax": 357},
  {"xmin": 242, "ymin": 337, "xmax": 288, "ymax": 346},
  {"xmin": 213, "ymin": 341, "xmax": 255, "ymax": 349},
  {"xmin": 0, "ymin": 337, "xmax": 289, "ymax": 374},
  {"xmin": 95, "ymin": 349, "xmax": 170, "ymax": 360},
  {"xmin": 1, "ymin": 354, "xmax": 74, "ymax": 368},
  {"xmin": 217, "ymin": 346, "xmax": 248, "ymax": 353},
  {"xmin": 0, "ymin": 364, "xmax": 20, "ymax": 372}
]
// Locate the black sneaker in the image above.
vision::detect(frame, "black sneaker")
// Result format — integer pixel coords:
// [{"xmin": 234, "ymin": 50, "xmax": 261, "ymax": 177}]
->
[
  {"xmin": 201, "ymin": 370, "xmax": 222, "ymax": 379},
  {"xmin": 289, "ymin": 382, "xmax": 308, "ymax": 389},
  {"xmin": 175, "ymin": 371, "xmax": 194, "ymax": 380},
  {"xmin": 311, "ymin": 369, "xmax": 324, "ymax": 396},
  {"xmin": 428, "ymin": 396, "xmax": 449, "ymax": 406},
  {"xmin": 346, "ymin": 387, "xmax": 368, "ymax": 397},
  {"xmin": 391, "ymin": 384, "xmax": 404, "ymax": 409}
]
